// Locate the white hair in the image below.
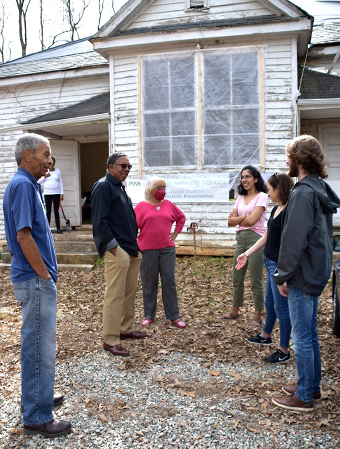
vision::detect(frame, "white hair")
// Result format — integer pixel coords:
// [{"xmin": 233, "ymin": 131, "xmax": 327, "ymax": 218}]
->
[
  {"xmin": 15, "ymin": 133, "xmax": 49, "ymax": 166},
  {"xmin": 144, "ymin": 176, "xmax": 166, "ymax": 200}
]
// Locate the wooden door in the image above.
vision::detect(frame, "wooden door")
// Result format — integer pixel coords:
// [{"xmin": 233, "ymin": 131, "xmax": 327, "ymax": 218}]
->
[{"xmin": 50, "ymin": 140, "xmax": 80, "ymax": 227}]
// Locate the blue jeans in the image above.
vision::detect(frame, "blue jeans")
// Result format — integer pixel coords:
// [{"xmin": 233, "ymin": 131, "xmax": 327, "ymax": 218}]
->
[
  {"xmin": 263, "ymin": 256, "xmax": 291, "ymax": 348},
  {"xmin": 288, "ymin": 286, "xmax": 321, "ymax": 403},
  {"xmin": 13, "ymin": 276, "xmax": 57, "ymax": 425}
]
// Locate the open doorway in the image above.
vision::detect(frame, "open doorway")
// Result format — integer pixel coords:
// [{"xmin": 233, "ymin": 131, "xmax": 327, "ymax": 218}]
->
[{"xmin": 80, "ymin": 141, "xmax": 109, "ymax": 223}]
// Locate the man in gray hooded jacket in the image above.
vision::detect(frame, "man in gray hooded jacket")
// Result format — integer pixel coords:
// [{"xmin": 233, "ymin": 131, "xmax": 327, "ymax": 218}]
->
[{"xmin": 272, "ymin": 135, "xmax": 340, "ymax": 412}]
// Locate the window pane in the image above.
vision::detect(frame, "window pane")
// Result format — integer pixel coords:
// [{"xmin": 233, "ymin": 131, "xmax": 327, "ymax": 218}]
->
[
  {"xmin": 204, "ymin": 54, "xmax": 231, "ymax": 107},
  {"xmin": 204, "ymin": 135, "xmax": 231, "ymax": 165},
  {"xmin": 233, "ymin": 135, "xmax": 260, "ymax": 165},
  {"xmin": 232, "ymin": 52, "xmax": 258, "ymax": 106},
  {"xmin": 203, "ymin": 110, "xmax": 231, "ymax": 165},
  {"xmin": 172, "ymin": 138, "xmax": 196, "ymax": 165},
  {"xmin": 233, "ymin": 108, "xmax": 259, "ymax": 136},
  {"xmin": 143, "ymin": 59, "xmax": 169, "ymax": 111},
  {"xmin": 144, "ymin": 139, "xmax": 170, "ymax": 166},
  {"xmin": 144, "ymin": 113, "xmax": 169, "ymax": 138},
  {"xmin": 170, "ymin": 57, "xmax": 195, "ymax": 108},
  {"xmin": 172, "ymin": 111, "xmax": 196, "ymax": 165}
]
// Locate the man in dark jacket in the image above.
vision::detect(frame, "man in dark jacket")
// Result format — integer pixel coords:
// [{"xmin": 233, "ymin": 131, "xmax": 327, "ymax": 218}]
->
[
  {"xmin": 91, "ymin": 153, "xmax": 146, "ymax": 357},
  {"xmin": 273, "ymin": 135, "xmax": 340, "ymax": 412}
]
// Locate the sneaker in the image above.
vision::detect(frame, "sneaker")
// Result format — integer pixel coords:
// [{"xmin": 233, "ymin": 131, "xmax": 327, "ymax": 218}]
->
[
  {"xmin": 265, "ymin": 349, "xmax": 291, "ymax": 364},
  {"xmin": 247, "ymin": 333, "xmax": 273, "ymax": 345}
]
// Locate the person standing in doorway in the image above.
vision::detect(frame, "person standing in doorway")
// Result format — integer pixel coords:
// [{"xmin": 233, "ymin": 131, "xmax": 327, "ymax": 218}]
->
[
  {"xmin": 38, "ymin": 157, "xmax": 64, "ymax": 234},
  {"xmin": 272, "ymin": 135, "xmax": 340, "ymax": 412},
  {"xmin": 91, "ymin": 153, "xmax": 146, "ymax": 357},
  {"xmin": 3, "ymin": 133, "xmax": 71, "ymax": 437}
]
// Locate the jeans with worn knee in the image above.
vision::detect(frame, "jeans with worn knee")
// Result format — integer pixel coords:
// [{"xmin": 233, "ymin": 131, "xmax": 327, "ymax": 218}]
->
[
  {"xmin": 288, "ymin": 286, "xmax": 321, "ymax": 403},
  {"xmin": 263, "ymin": 256, "xmax": 291, "ymax": 348},
  {"xmin": 13, "ymin": 276, "xmax": 57, "ymax": 426},
  {"xmin": 140, "ymin": 247, "xmax": 179, "ymax": 320}
]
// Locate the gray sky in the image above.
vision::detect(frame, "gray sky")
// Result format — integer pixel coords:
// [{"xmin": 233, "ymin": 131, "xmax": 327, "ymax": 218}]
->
[{"xmin": 2, "ymin": 0, "xmax": 340, "ymax": 62}]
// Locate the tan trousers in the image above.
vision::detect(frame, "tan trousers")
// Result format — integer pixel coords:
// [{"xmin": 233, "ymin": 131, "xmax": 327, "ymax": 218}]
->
[{"xmin": 103, "ymin": 247, "xmax": 142, "ymax": 346}]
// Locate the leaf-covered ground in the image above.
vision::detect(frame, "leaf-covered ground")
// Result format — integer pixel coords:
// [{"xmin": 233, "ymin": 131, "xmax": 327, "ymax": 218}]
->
[{"xmin": 1, "ymin": 256, "xmax": 340, "ymax": 442}]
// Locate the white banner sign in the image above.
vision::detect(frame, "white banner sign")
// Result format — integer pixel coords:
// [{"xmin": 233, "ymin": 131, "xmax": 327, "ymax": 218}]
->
[{"xmin": 126, "ymin": 173, "xmax": 229, "ymax": 204}]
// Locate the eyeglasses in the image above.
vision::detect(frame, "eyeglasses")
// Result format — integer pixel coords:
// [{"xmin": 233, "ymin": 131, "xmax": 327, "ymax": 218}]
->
[
  {"xmin": 115, "ymin": 163, "xmax": 132, "ymax": 170},
  {"xmin": 154, "ymin": 185, "xmax": 166, "ymax": 190}
]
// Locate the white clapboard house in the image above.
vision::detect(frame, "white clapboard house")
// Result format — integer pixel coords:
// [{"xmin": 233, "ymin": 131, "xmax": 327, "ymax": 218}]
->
[{"xmin": 0, "ymin": 0, "xmax": 338, "ymax": 242}]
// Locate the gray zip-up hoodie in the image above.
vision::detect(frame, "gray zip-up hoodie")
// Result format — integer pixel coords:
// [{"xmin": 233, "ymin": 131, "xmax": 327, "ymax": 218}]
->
[{"xmin": 274, "ymin": 174, "xmax": 340, "ymax": 296}]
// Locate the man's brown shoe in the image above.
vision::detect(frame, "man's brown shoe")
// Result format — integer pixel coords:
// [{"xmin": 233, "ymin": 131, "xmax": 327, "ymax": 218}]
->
[
  {"xmin": 282, "ymin": 385, "xmax": 321, "ymax": 401},
  {"xmin": 120, "ymin": 331, "xmax": 147, "ymax": 340},
  {"xmin": 21, "ymin": 393, "xmax": 64, "ymax": 413},
  {"xmin": 23, "ymin": 419, "xmax": 71, "ymax": 438},
  {"xmin": 103, "ymin": 342, "xmax": 129, "ymax": 357},
  {"xmin": 272, "ymin": 394, "xmax": 314, "ymax": 412}
]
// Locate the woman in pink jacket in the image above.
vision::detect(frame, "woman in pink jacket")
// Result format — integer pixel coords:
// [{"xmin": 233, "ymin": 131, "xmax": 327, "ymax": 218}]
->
[{"xmin": 135, "ymin": 177, "xmax": 186, "ymax": 329}]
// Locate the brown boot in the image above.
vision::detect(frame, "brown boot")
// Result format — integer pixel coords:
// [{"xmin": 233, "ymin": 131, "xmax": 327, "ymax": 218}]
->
[
  {"xmin": 272, "ymin": 394, "xmax": 313, "ymax": 412},
  {"xmin": 282, "ymin": 385, "xmax": 321, "ymax": 401}
]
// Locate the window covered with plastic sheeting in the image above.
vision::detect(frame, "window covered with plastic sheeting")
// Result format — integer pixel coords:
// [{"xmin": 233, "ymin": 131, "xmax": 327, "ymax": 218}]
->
[{"xmin": 141, "ymin": 48, "xmax": 261, "ymax": 170}]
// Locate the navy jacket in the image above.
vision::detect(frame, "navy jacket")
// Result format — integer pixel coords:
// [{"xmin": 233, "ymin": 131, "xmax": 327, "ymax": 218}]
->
[
  {"xmin": 274, "ymin": 174, "xmax": 340, "ymax": 295},
  {"xmin": 91, "ymin": 173, "xmax": 139, "ymax": 258}
]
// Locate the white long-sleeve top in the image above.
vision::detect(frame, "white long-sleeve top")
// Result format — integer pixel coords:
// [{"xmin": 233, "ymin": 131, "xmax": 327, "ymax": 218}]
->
[{"xmin": 38, "ymin": 168, "xmax": 64, "ymax": 195}]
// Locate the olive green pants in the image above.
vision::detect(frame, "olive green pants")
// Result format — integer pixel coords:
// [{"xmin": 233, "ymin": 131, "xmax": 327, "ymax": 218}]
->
[{"xmin": 232, "ymin": 230, "xmax": 264, "ymax": 311}]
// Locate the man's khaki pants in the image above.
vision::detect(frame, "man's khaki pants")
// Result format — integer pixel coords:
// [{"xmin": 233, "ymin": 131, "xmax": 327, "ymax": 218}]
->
[{"xmin": 103, "ymin": 247, "xmax": 142, "ymax": 346}]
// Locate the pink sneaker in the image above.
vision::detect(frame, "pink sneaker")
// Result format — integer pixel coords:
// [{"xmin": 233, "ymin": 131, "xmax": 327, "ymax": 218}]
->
[
  {"xmin": 142, "ymin": 318, "xmax": 154, "ymax": 326},
  {"xmin": 171, "ymin": 319, "xmax": 186, "ymax": 329}
]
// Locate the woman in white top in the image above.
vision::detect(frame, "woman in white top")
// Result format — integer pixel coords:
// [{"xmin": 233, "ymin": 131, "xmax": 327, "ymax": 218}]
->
[
  {"xmin": 38, "ymin": 157, "xmax": 64, "ymax": 234},
  {"xmin": 221, "ymin": 165, "xmax": 268, "ymax": 330}
]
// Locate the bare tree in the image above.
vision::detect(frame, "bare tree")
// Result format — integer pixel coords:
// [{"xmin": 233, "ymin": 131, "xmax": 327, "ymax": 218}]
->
[
  {"xmin": 98, "ymin": 0, "xmax": 104, "ymax": 30},
  {"xmin": 63, "ymin": 0, "xmax": 90, "ymax": 41},
  {"xmin": 0, "ymin": 1, "xmax": 6, "ymax": 62},
  {"xmin": 15, "ymin": 0, "xmax": 32, "ymax": 57}
]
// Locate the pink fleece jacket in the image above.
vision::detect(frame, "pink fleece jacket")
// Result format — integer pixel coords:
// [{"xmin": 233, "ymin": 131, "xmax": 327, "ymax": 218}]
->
[{"xmin": 135, "ymin": 200, "xmax": 186, "ymax": 250}]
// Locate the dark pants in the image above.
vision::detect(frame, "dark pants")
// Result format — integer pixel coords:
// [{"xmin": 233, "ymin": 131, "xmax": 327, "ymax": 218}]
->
[
  {"xmin": 45, "ymin": 195, "xmax": 61, "ymax": 230},
  {"xmin": 140, "ymin": 247, "xmax": 179, "ymax": 321}
]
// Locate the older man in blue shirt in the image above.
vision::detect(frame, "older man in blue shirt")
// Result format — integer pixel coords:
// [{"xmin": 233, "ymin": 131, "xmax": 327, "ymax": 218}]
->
[{"xmin": 3, "ymin": 133, "xmax": 71, "ymax": 438}]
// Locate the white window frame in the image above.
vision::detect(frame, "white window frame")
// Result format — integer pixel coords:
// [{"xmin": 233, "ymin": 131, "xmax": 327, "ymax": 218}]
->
[{"xmin": 139, "ymin": 49, "xmax": 262, "ymax": 171}]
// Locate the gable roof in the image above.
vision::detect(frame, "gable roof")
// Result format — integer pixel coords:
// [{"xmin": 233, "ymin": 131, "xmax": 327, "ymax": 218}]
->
[
  {"xmin": 21, "ymin": 92, "xmax": 110, "ymax": 124},
  {"xmin": 94, "ymin": 0, "xmax": 308, "ymax": 38},
  {"xmin": 299, "ymin": 66, "xmax": 340, "ymax": 99},
  {"xmin": 0, "ymin": 38, "xmax": 108, "ymax": 80}
]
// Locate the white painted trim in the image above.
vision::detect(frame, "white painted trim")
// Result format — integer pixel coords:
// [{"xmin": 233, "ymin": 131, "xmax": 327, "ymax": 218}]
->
[
  {"xmin": 92, "ymin": 19, "xmax": 311, "ymax": 53},
  {"xmin": 259, "ymin": 0, "xmax": 301, "ymax": 18},
  {"xmin": 291, "ymin": 37, "xmax": 299, "ymax": 136},
  {"xmin": 109, "ymin": 54, "xmax": 115, "ymax": 154},
  {"xmin": 299, "ymin": 99, "xmax": 340, "ymax": 108},
  {"xmin": 0, "ymin": 66, "xmax": 109, "ymax": 87},
  {"xmin": 0, "ymin": 114, "xmax": 111, "ymax": 134}
]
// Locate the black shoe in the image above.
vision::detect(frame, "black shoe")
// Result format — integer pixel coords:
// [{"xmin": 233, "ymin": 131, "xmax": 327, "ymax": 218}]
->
[
  {"xmin": 265, "ymin": 349, "xmax": 291, "ymax": 364},
  {"xmin": 57, "ymin": 229, "xmax": 63, "ymax": 234},
  {"xmin": 23, "ymin": 419, "xmax": 71, "ymax": 438},
  {"xmin": 247, "ymin": 333, "xmax": 273, "ymax": 345},
  {"xmin": 21, "ymin": 394, "xmax": 64, "ymax": 413}
]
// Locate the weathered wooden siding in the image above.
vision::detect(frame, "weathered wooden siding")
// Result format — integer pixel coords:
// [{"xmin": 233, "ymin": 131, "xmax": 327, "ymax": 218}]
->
[
  {"xmin": 0, "ymin": 73, "xmax": 110, "ymax": 238},
  {"xmin": 127, "ymin": 0, "xmax": 275, "ymax": 30},
  {"xmin": 112, "ymin": 37, "xmax": 296, "ymax": 238}
]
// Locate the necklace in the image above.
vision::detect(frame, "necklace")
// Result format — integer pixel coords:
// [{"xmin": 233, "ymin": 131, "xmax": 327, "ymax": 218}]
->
[{"xmin": 156, "ymin": 206, "xmax": 160, "ymax": 210}]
